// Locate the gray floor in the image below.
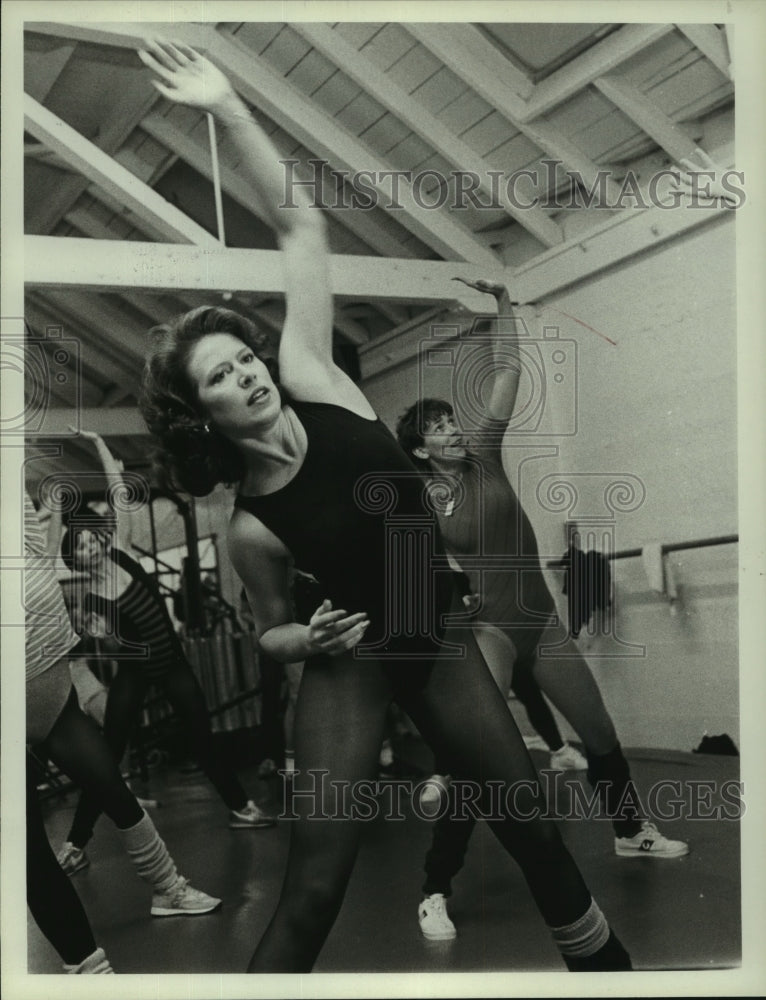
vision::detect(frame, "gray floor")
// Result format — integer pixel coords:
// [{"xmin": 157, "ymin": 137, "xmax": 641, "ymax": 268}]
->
[{"xmin": 28, "ymin": 743, "xmax": 741, "ymax": 974}]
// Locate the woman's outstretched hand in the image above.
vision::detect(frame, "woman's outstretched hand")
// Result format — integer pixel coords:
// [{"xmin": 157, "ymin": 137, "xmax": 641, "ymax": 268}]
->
[
  {"xmin": 138, "ymin": 38, "xmax": 238, "ymax": 113},
  {"xmin": 452, "ymin": 276, "xmax": 509, "ymax": 301},
  {"xmin": 307, "ymin": 599, "xmax": 370, "ymax": 656},
  {"xmin": 670, "ymin": 147, "xmax": 737, "ymax": 204}
]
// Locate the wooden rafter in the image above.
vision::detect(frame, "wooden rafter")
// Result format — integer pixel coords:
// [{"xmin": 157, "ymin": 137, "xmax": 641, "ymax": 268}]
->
[
  {"xmin": 676, "ymin": 24, "xmax": 732, "ymax": 79},
  {"xmin": 405, "ymin": 23, "xmax": 622, "ymax": 207},
  {"xmin": 24, "ymin": 95, "xmax": 220, "ymax": 247},
  {"xmin": 294, "ymin": 22, "xmax": 563, "ymax": 247},
  {"xmin": 43, "ymin": 407, "xmax": 149, "ymax": 435},
  {"xmin": 138, "ymin": 112, "xmax": 413, "ymax": 260},
  {"xmin": 521, "ymin": 24, "xmax": 675, "ymax": 121},
  {"xmin": 25, "ymin": 237, "xmax": 502, "ymax": 311},
  {"xmin": 36, "ymin": 288, "xmax": 148, "ymax": 367},
  {"xmin": 593, "ymin": 74, "xmax": 698, "ymax": 164}
]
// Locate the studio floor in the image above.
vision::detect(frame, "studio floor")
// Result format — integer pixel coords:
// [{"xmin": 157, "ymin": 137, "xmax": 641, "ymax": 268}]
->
[{"xmin": 28, "ymin": 741, "xmax": 741, "ymax": 976}]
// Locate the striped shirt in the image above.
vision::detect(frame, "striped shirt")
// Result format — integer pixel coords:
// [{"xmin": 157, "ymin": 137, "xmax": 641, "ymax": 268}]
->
[
  {"xmin": 24, "ymin": 491, "xmax": 79, "ymax": 681},
  {"xmin": 84, "ymin": 548, "xmax": 186, "ymax": 681}
]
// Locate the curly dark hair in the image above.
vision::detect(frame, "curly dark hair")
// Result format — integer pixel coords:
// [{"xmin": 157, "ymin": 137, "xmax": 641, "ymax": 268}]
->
[
  {"xmin": 395, "ymin": 398, "xmax": 454, "ymax": 474},
  {"xmin": 59, "ymin": 507, "xmax": 117, "ymax": 572},
  {"xmin": 139, "ymin": 306, "xmax": 278, "ymax": 497}
]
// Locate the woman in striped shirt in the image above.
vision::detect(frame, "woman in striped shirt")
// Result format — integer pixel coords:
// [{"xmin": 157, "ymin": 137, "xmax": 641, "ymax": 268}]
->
[{"xmin": 55, "ymin": 430, "xmax": 274, "ymax": 877}]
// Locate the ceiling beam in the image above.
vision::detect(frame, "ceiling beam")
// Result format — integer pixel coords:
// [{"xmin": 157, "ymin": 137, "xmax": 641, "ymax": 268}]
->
[
  {"xmin": 26, "ymin": 21, "xmax": 210, "ymax": 50},
  {"xmin": 521, "ymin": 24, "xmax": 675, "ymax": 121},
  {"xmin": 24, "ymin": 95, "xmax": 220, "ymax": 247},
  {"xmin": 405, "ymin": 23, "xmax": 621, "ymax": 207},
  {"xmin": 676, "ymin": 24, "xmax": 732, "ymax": 79},
  {"xmin": 24, "ymin": 237, "xmax": 502, "ymax": 311},
  {"xmin": 138, "ymin": 112, "xmax": 412, "ymax": 260},
  {"xmin": 294, "ymin": 23, "xmax": 563, "ymax": 247},
  {"xmin": 42, "ymin": 406, "xmax": 149, "ymax": 436},
  {"xmin": 34, "ymin": 288, "xmax": 148, "ymax": 366},
  {"xmin": 592, "ymin": 74, "xmax": 698, "ymax": 163}
]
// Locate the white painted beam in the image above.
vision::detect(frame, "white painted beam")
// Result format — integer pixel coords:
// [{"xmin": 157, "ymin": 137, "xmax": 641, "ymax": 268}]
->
[
  {"xmin": 24, "ymin": 237, "xmax": 501, "ymax": 312},
  {"xmin": 676, "ymin": 24, "xmax": 732, "ymax": 79},
  {"xmin": 138, "ymin": 112, "xmax": 412, "ymax": 260},
  {"xmin": 406, "ymin": 23, "xmax": 622, "ymax": 207},
  {"xmin": 24, "ymin": 95, "xmax": 220, "ymax": 247},
  {"xmin": 294, "ymin": 23, "xmax": 563, "ymax": 247},
  {"xmin": 593, "ymin": 74, "xmax": 698, "ymax": 164},
  {"xmin": 43, "ymin": 407, "xmax": 149, "ymax": 436},
  {"xmin": 521, "ymin": 24, "xmax": 675, "ymax": 121}
]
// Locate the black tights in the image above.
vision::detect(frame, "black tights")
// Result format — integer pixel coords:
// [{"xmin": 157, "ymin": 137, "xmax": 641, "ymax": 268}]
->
[
  {"xmin": 510, "ymin": 655, "xmax": 564, "ymax": 752},
  {"xmin": 248, "ymin": 626, "xmax": 593, "ymax": 972},
  {"xmin": 26, "ymin": 752, "xmax": 96, "ymax": 965},
  {"xmin": 68, "ymin": 661, "xmax": 247, "ymax": 847}
]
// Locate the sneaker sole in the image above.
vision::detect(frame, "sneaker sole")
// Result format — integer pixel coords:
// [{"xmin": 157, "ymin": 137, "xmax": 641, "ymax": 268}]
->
[
  {"xmin": 62, "ymin": 859, "xmax": 90, "ymax": 876},
  {"xmin": 151, "ymin": 901, "xmax": 222, "ymax": 917},
  {"xmin": 228, "ymin": 819, "xmax": 276, "ymax": 829},
  {"xmin": 420, "ymin": 926, "xmax": 457, "ymax": 941},
  {"xmin": 615, "ymin": 844, "xmax": 689, "ymax": 858}
]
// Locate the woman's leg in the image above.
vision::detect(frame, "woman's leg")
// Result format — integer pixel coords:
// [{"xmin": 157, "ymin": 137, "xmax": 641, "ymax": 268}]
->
[
  {"xmin": 26, "ymin": 753, "xmax": 97, "ymax": 965},
  {"xmin": 398, "ymin": 626, "xmax": 630, "ymax": 969},
  {"xmin": 66, "ymin": 665, "xmax": 148, "ymax": 848},
  {"xmin": 161, "ymin": 661, "xmax": 249, "ymax": 811},
  {"xmin": 248, "ymin": 653, "xmax": 392, "ymax": 972},
  {"xmin": 530, "ymin": 628, "xmax": 642, "ymax": 837}
]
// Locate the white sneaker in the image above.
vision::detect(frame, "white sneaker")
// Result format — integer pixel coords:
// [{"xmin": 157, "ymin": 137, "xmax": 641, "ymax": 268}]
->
[
  {"xmin": 56, "ymin": 841, "xmax": 90, "ymax": 876},
  {"xmin": 229, "ymin": 799, "xmax": 276, "ymax": 829},
  {"xmin": 549, "ymin": 742, "xmax": 588, "ymax": 771},
  {"xmin": 64, "ymin": 947, "xmax": 114, "ymax": 974},
  {"xmin": 419, "ymin": 774, "xmax": 450, "ymax": 807},
  {"xmin": 615, "ymin": 821, "xmax": 689, "ymax": 858},
  {"xmin": 151, "ymin": 877, "xmax": 222, "ymax": 916},
  {"xmin": 418, "ymin": 893, "xmax": 457, "ymax": 940},
  {"xmin": 523, "ymin": 734, "xmax": 550, "ymax": 752}
]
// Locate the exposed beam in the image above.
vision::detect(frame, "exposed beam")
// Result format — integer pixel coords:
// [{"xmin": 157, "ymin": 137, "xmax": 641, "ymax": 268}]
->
[
  {"xmin": 138, "ymin": 112, "xmax": 413, "ymax": 260},
  {"xmin": 25, "ymin": 37, "xmax": 76, "ymax": 101},
  {"xmin": 521, "ymin": 24, "xmax": 675, "ymax": 121},
  {"xmin": 35, "ymin": 288, "xmax": 148, "ymax": 366},
  {"xmin": 43, "ymin": 407, "xmax": 148, "ymax": 436},
  {"xmin": 25, "ymin": 237, "xmax": 502, "ymax": 311},
  {"xmin": 676, "ymin": 24, "xmax": 732, "ymax": 79},
  {"xmin": 24, "ymin": 95, "xmax": 220, "ymax": 247},
  {"xmin": 26, "ymin": 21, "xmax": 210, "ymax": 50},
  {"xmin": 295, "ymin": 23, "xmax": 563, "ymax": 246},
  {"xmin": 405, "ymin": 23, "xmax": 621, "ymax": 208},
  {"xmin": 593, "ymin": 74, "xmax": 698, "ymax": 164},
  {"xmin": 249, "ymin": 299, "xmax": 368, "ymax": 346}
]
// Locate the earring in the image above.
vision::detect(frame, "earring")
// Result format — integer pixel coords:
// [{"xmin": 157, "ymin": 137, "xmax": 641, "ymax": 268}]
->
[{"xmin": 203, "ymin": 423, "xmax": 211, "ymax": 434}]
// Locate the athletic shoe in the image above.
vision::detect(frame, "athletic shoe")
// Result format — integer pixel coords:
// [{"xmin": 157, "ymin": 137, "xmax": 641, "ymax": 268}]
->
[
  {"xmin": 64, "ymin": 947, "xmax": 114, "ymax": 974},
  {"xmin": 522, "ymin": 734, "xmax": 550, "ymax": 752},
  {"xmin": 419, "ymin": 774, "xmax": 450, "ymax": 808},
  {"xmin": 229, "ymin": 799, "xmax": 276, "ymax": 829},
  {"xmin": 549, "ymin": 742, "xmax": 588, "ymax": 771},
  {"xmin": 56, "ymin": 841, "xmax": 90, "ymax": 876},
  {"xmin": 615, "ymin": 821, "xmax": 689, "ymax": 858},
  {"xmin": 418, "ymin": 893, "xmax": 457, "ymax": 940},
  {"xmin": 151, "ymin": 877, "xmax": 222, "ymax": 917}
]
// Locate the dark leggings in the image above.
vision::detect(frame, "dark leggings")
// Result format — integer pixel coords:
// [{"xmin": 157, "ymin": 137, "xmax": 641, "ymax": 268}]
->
[
  {"xmin": 510, "ymin": 654, "xmax": 564, "ymax": 752},
  {"xmin": 248, "ymin": 624, "xmax": 593, "ymax": 972},
  {"xmin": 26, "ymin": 752, "xmax": 96, "ymax": 965},
  {"xmin": 68, "ymin": 660, "xmax": 247, "ymax": 848}
]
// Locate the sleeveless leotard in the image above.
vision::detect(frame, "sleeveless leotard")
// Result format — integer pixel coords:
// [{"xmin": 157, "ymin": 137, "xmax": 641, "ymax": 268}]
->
[{"xmin": 234, "ymin": 401, "xmax": 454, "ymax": 664}]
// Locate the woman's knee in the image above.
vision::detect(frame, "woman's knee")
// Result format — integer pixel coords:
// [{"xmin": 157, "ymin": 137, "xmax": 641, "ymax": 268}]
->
[{"xmin": 280, "ymin": 875, "xmax": 346, "ymax": 936}]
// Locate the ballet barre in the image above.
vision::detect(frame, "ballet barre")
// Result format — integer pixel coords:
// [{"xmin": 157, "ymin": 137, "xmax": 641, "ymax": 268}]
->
[{"xmin": 545, "ymin": 533, "xmax": 738, "ymax": 568}]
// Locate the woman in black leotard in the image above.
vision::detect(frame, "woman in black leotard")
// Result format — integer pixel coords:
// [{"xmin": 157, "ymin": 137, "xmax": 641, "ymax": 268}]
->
[
  {"xmin": 55, "ymin": 431, "xmax": 274, "ymax": 875},
  {"xmin": 137, "ymin": 39, "xmax": 631, "ymax": 973}
]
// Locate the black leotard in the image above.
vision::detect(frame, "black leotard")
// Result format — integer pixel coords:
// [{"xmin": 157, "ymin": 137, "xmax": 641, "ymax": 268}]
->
[
  {"xmin": 83, "ymin": 549, "xmax": 186, "ymax": 681},
  {"xmin": 234, "ymin": 401, "xmax": 454, "ymax": 661}
]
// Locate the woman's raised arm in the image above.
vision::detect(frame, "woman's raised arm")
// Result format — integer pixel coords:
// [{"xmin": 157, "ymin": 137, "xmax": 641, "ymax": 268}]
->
[{"xmin": 138, "ymin": 39, "xmax": 342, "ymax": 393}]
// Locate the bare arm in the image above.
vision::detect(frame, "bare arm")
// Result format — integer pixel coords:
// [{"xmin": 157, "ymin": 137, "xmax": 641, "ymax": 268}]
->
[
  {"xmin": 228, "ymin": 511, "xmax": 370, "ymax": 663},
  {"xmin": 138, "ymin": 39, "xmax": 372, "ymax": 415},
  {"xmin": 70, "ymin": 427, "xmax": 134, "ymax": 550},
  {"xmin": 453, "ymin": 277, "xmax": 523, "ymax": 425}
]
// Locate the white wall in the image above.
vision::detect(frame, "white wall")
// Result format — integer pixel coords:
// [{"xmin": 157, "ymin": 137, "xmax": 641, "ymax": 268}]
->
[{"xmin": 363, "ymin": 215, "xmax": 738, "ymax": 752}]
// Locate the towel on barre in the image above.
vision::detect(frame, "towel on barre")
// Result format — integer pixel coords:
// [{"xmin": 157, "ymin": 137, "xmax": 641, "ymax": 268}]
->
[
  {"xmin": 560, "ymin": 545, "xmax": 613, "ymax": 637},
  {"xmin": 641, "ymin": 542, "xmax": 679, "ymax": 604}
]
